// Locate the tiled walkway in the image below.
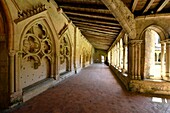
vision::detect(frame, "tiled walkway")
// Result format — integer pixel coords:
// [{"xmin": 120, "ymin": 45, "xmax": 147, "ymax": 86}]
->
[{"xmin": 9, "ymin": 64, "xmax": 170, "ymax": 113}]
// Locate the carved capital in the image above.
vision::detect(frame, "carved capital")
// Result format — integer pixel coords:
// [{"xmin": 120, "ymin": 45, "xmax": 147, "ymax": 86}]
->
[{"xmin": 9, "ymin": 50, "xmax": 16, "ymax": 57}]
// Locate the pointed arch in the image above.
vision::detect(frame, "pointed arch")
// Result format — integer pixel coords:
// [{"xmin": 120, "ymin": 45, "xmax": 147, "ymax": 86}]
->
[
  {"xmin": 19, "ymin": 18, "xmax": 56, "ymax": 89},
  {"xmin": 59, "ymin": 30, "xmax": 72, "ymax": 74}
]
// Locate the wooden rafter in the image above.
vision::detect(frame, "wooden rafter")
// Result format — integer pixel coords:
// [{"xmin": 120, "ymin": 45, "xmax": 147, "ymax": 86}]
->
[
  {"xmin": 81, "ymin": 30, "xmax": 116, "ymax": 37},
  {"xmin": 75, "ymin": 24, "xmax": 120, "ymax": 33},
  {"xmin": 73, "ymin": 21, "xmax": 121, "ymax": 30},
  {"xmin": 131, "ymin": 0, "xmax": 139, "ymax": 12},
  {"xmin": 69, "ymin": 17, "xmax": 120, "ymax": 26},
  {"xmin": 65, "ymin": 11, "xmax": 117, "ymax": 21},
  {"xmin": 84, "ymin": 34, "xmax": 115, "ymax": 41},
  {"xmin": 79, "ymin": 27, "xmax": 118, "ymax": 35},
  {"xmin": 143, "ymin": 0, "xmax": 155, "ymax": 13},
  {"xmin": 60, "ymin": 5, "xmax": 111, "ymax": 14},
  {"xmin": 156, "ymin": 0, "xmax": 170, "ymax": 12}
]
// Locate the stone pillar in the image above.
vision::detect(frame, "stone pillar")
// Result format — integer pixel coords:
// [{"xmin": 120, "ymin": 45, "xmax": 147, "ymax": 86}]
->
[
  {"xmin": 114, "ymin": 47, "xmax": 116, "ymax": 66},
  {"xmin": 116, "ymin": 46, "xmax": 119, "ymax": 68},
  {"xmin": 117, "ymin": 44, "xmax": 120, "ymax": 68},
  {"xmin": 166, "ymin": 42, "xmax": 170, "ymax": 77},
  {"xmin": 134, "ymin": 44, "xmax": 138, "ymax": 79},
  {"xmin": 128, "ymin": 41, "xmax": 135, "ymax": 79},
  {"xmin": 122, "ymin": 45, "xmax": 126, "ymax": 73},
  {"xmin": 9, "ymin": 50, "xmax": 15, "ymax": 93},
  {"xmin": 119, "ymin": 42, "xmax": 122, "ymax": 69},
  {"xmin": 129, "ymin": 40, "xmax": 143, "ymax": 80},
  {"xmin": 161, "ymin": 43, "xmax": 165, "ymax": 79},
  {"xmin": 137, "ymin": 41, "xmax": 142, "ymax": 80}
]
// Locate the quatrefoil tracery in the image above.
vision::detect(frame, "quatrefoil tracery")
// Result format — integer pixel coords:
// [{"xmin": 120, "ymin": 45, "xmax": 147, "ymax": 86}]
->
[{"xmin": 22, "ymin": 23, "xmax": 52, "ymax": 69}]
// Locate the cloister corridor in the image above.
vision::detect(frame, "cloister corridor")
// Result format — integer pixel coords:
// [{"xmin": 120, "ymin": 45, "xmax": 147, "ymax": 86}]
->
[{"xmin": 6, "ymin": 64, "xmax": 170, "ymax": 113}]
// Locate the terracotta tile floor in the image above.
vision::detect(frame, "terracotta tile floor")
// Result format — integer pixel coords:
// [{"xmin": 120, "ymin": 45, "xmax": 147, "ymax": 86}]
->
[{"xmin": 9, "ymin": 64, "xmax": 170, "ymax": 113}]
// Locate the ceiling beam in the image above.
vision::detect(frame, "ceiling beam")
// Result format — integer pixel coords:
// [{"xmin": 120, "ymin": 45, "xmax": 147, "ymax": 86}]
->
[
  {"xmin": 76, "ymin": 24, "xmax": 120, "ymax": 33},
  {"xmin": 92, "ymin": 44, "xmax": 110, "ymax": 50},
  {"xmin": 89, "ymin": 40, "xmax": 111, "ymax": 45},
  {"xmin": 65, "ymin": 11, "xmax": 117, "ymax": 21},
  {"xmin": 69, "ymin": 17, "xmax": 120, "ymax": 26},
  {"xmin": 82, "ymin": 31, "xmax": 116, "ymax": 38},
  {"xmin": 73, "ymin": 21, "xmax": 121, "ymax": 30},
  {"xmin": 101, "ymin": 0, "xmax": 136, "ymax": 39},
  {"xmin": 79, "ymin": 27, "xmax": 118, "ymax": 35},
  {"xmin": 131, "ymin": 0, "xmax": 139, "ymax": 12},
  {"xmin": 84, "ymin": 35, "xmax": 114, "ymax": 41},
  {"xmin": 143, "ymin": 0, "xmax": 155, "ymax": 13},
  {"xmin": 156, "ymin": 0, "xmax": 170, "ymax": 12},
  {"xmin": 87, "ymin": 38, "xmax": 113, "ymax": 44},
  {"xmin": 60, "ymin": 5, "xmax": 111, "ymax": 14}
]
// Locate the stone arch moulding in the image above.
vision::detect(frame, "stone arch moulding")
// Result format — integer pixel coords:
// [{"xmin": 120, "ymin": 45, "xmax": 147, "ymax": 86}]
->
[
  {"xmin": 59, "ymin": 28, "xmax": 72, "ymax": 74},
  {"xmin": 19, "ymin": 18, "xmax": 56, "ymax": 90},
  {"xmin": 140, "ymin": 24, "xmax": 168, "ymax": 40}
]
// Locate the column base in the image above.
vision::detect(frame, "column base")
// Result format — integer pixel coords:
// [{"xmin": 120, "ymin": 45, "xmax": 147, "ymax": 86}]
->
[{"xmin": 10, "ymin": 91, "xmax": 23, "ymax": 108}]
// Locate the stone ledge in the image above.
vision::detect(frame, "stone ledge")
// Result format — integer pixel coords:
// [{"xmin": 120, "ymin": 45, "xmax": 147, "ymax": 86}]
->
[
  {"xmin": 23, "ymin": 78, "xmax": 55, "ymax": 102},
  {"xmin": 109, "ymin": 65, "xmax": 130, "ymax": 90},
  {"xmin": 129, "ymin": 80, "xmax": 170, "ymax": 95}
]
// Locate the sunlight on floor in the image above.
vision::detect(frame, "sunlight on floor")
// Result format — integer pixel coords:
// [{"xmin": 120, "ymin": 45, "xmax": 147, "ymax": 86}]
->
[{"xmin": 152, "ymin": 97, "xmax": 167, "ymax": 103}]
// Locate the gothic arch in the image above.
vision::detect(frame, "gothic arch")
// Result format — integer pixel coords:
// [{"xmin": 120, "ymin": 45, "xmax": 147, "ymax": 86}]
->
[{"xmin": 19, "ymin": 19, "xmax": 56, "ymax": 89}]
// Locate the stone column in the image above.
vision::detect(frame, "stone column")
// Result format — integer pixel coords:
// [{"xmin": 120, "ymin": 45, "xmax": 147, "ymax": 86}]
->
[
  {"xmin": 161, "ymin": 43, "xmax": 165, "ymax": 79},
  {"xmin": 116, "ymin": 46, "xmax": 119, "ymax": 68},
  {"xmin": 134, "ymin": 44, "xmax": 138, "ymax": 79},
  {"xmin": 122, "ymin": 45, "xmax": 126, "ymax": 73},
  {"xmin": 137, "ymin": 41, "xmax": 142, "ymax": 80},
  {"xmin": 9, "ymin": 50, "xmax": 16, "ymax": 93},
  {"xmin": 114, "ymin": 47, "xmax": 116, "ymax": 66},
  {"xmin": 117, "ymin": 44, "xmax": 120, "ymax": 68},
  {"xmin": 166, "ymin": 42, "xmax": 170, "ymax": 78},
  {"xmin": 128, "ymin": 41, "xmax": 135, "ymax": 79}
]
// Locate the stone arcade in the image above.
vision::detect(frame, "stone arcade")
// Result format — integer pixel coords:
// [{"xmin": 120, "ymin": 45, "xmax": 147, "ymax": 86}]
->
[{"xmin": 1, "ymin": 0, "xmax": 170, "ymax": 110}]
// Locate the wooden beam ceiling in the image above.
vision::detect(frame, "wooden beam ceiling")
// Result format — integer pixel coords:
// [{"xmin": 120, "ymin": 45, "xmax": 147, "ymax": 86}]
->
[{"xmin": 55, "ymin": 0, "xmax": 170, "ymax": 51}]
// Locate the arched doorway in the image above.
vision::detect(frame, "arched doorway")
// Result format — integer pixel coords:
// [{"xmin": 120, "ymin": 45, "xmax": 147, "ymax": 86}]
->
[
  {"xmin": 101, "ymin": 55, "xmax": 105, "ymax": 63},
  {"xmin": 141, "ymin": 25, "xmax": 166, "ymax": 79}
]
